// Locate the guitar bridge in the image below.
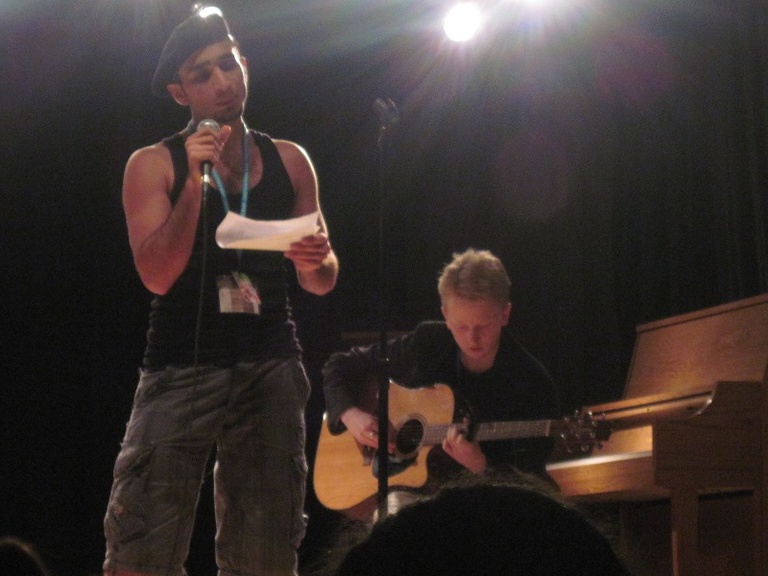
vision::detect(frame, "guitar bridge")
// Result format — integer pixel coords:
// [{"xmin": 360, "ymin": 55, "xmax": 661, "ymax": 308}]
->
[
  {"xmin": 371, "ymin": 454, "xmax": 416, "ymax": 479},
  {"xmin": 360, "ymin": 445, "xmax": 374, "ymax": 466}
]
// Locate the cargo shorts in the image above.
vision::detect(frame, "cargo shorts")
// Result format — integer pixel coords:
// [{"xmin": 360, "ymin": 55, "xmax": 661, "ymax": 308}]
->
[{"xmin": 103, "ymin": 357, "xmax": 310, "ymax": 576}]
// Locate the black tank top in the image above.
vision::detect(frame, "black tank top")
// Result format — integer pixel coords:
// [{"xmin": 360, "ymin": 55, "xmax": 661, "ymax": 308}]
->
[{"xmin": 142, "ymin": 129, "xmax": 301, "ymax": 371}]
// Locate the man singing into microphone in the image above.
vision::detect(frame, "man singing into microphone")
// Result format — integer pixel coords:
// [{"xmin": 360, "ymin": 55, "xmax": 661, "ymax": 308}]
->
[{"xmin": 103, "ymin": 5, "xmax": 338, "ymax": 576}]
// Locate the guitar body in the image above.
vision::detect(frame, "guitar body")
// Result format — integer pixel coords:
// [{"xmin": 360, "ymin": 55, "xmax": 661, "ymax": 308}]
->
[
  {"xmin": 313, "ymin": 382, "xmax": 454, "ymax": 513},
  {"xmin": 313, "ymin": 381, "xmax": 608, "ymax": 515}
]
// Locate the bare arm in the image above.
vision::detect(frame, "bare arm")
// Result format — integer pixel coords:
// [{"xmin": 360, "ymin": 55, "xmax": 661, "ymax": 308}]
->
[
  {"xmin": 276, "ymin": 139, "xmax": 339, "ymax": 296},
  {"xmin": 122, "ymin": 126, "xmax": 231, "ymax": 295}
]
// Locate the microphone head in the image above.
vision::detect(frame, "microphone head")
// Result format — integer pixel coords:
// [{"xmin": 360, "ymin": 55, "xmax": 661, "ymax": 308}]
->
[
  {"xmin": 373, "ymin": 98, "xmax": 399, "ymax": 128},
  {"xmin": 197, "ymin": 119, "xmax": 220, "ymax": 133}
]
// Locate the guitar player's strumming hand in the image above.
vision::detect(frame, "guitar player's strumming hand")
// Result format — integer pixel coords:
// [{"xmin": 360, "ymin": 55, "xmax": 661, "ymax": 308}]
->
[
  {"xmin": 340, "ymin": 406, "xmax": 396, "ymax": 453},
  {"xmin": 443, "ymin": 418, "xmax": 488, "ymax": 474}
]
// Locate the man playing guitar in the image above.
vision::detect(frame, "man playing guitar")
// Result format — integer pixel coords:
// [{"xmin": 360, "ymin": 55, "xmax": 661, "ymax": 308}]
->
[{"xmin": 320, "ymin": 248, "xmax": 562, "ymax": 509}]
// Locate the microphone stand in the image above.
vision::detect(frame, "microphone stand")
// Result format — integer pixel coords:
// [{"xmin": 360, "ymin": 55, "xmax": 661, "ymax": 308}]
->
[
  {"xmin": 194, "ymin": 166, "xmax": 213, "ymax": 369},
  {"xmin": 372, "ymin": 97, "xmax": 399, "ymax": 521}
]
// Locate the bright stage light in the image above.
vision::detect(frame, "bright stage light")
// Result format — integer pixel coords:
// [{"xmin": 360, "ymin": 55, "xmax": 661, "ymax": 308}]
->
[{"xmin": 443, "ymin": 2, "xmax": 483, "ymax": 43}]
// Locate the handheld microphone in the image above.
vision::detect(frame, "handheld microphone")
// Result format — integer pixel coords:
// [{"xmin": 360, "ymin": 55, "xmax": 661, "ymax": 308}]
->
[{"xmin": 196, "ymin": 119, "xmax": 220, "ymax": 188}]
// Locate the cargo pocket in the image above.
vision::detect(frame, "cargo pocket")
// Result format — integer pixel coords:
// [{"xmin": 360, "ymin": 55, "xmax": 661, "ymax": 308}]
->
[{"xmin": 104, "ymin": 444, "xmax": 155, "ymax": 545}]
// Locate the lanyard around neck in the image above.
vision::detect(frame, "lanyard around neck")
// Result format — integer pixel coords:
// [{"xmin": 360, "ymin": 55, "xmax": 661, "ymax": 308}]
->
[{"xmin": 211, "ymin": 124, "xmax": 250, "ymax": 216}]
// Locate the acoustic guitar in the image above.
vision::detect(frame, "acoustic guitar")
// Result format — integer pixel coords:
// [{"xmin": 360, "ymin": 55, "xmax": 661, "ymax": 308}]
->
[{"xmin": 313, "ymin": 380, "xmax": 610, "ymax": 513}]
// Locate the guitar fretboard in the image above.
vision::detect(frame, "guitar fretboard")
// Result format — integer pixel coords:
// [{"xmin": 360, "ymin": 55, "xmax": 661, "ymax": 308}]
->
[{"xmin": 420, "ymin": 419, "xmax": 554, "ymax": 445}]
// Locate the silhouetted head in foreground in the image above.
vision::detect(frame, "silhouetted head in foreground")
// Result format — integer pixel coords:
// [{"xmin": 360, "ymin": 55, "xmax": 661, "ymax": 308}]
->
[
  {"xmin": 333, "ymin": 480, "xmax": 632, "ymax": 576},
  {"xmin": 0, "ymin": 537, "xmax": 54, "ymax": 576}
]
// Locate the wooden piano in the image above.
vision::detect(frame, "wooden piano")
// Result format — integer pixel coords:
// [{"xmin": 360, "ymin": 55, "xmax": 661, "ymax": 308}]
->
[{"xmin": 546, "ymin": 293, "xmax": 768, "ymax": 576}]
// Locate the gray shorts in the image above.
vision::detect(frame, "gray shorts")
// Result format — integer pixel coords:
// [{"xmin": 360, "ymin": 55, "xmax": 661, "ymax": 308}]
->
[{"xmin": 103, "ymin": 358, "xmax": 310, "ymax": 576}]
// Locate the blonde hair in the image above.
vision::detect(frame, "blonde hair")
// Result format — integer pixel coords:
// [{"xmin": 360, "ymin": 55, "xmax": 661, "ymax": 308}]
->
[{"xmin": 437, "ymin": 248, "xmax": 511, "ymax": 306}]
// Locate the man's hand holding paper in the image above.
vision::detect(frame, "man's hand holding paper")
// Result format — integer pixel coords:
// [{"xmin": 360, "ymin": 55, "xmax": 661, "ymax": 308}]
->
[{"xmin": 284, "ymin": 232, "xmax": 333, "ymax": 274}]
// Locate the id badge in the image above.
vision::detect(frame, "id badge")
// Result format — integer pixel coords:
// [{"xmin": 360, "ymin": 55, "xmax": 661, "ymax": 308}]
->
[{"xmin": 217, "ymin": 272, "xmax": 261, "ymax": 315}]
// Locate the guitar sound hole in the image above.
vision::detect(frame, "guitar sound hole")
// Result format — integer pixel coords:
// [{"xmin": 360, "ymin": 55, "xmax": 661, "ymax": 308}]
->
[{"xmin": 395, "ymin": 419, "xmax": 424, "ymax": 458}]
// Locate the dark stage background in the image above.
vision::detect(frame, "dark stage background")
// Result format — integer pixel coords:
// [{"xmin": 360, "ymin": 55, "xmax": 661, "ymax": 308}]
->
[{"xmin": 2, "ymin": 0, "xmax": 768, "ymax": 574}]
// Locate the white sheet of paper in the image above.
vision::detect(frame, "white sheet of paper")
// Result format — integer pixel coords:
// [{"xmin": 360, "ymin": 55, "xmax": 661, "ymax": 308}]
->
[{"xmin": 215, "ymin": 211, "xmax": 320, "ymax": 251}]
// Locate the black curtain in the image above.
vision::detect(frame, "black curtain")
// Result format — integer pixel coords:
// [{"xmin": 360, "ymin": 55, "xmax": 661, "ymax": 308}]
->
[{"xmin": 347, "ymin": 0, "xmax": 768, "ymax": 410}]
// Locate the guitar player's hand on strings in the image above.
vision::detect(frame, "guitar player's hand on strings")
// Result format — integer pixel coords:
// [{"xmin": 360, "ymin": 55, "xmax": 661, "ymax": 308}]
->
[
  {"xmin": 340, "ymin": 407, "xmax": 396, "ymax": 453},
  {"xmin": 443, "ymin": 418, "xmax": 488, "ymax": 474}
]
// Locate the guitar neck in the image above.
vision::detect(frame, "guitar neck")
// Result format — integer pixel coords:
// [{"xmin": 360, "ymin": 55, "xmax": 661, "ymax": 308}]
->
[{"xmin": 422, "ymin": 419, "xmax": 557, "ymax": 445}]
